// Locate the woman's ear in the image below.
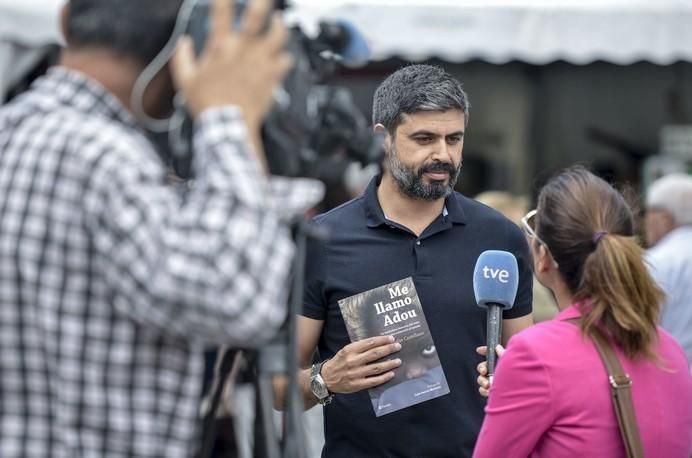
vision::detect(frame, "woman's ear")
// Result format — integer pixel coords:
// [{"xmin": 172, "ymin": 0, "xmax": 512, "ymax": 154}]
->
[{"xmin": 534, "ymin": 244, "xmax": 552, "ymax": 273}]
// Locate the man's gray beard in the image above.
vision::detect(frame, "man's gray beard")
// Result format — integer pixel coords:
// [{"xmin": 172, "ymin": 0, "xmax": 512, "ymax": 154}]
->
[{"xmin": 387, "ymin": 145, "xmax": 461, "ymax": 201}]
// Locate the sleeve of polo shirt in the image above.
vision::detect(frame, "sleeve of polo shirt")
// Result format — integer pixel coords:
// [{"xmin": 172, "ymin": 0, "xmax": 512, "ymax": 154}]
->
[
  {"xmin": 302, "ymin": 219, "xmax": 329, "ymax": 321},
  {"xmin": 503, "ymin": 221, "xmax": 533, "ymax": 319}
]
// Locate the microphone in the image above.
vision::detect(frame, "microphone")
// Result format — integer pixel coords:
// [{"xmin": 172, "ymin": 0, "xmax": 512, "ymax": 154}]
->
[
  {"xmin": 316, "ymin": 20, "xmax": 371, "ymax": 67},
  {"xmin": 473, "ymin": 250, "xmax": 519, "ymax": 384}
]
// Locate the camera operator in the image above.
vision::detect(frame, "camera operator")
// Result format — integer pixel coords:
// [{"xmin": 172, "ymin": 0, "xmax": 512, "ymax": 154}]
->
[{"xmin": 0, "ymin": 0, "xmax": 323, "ymax": 456}]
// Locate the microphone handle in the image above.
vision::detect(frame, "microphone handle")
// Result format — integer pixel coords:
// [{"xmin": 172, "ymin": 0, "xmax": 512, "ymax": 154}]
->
[{"xmin": 486, "ymin": 303, "xmax": 503, "ymax": 383}]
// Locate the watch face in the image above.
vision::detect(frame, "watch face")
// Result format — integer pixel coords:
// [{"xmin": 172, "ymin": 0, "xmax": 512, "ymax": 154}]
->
[{"xmin": 311, "ymin": 376, "xmax": 327, "ymax": 399}]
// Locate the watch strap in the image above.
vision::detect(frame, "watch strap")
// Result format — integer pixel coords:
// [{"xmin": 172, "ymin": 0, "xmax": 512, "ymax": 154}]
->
[{"xmin": 311, "ymin": 359, "xmax": 334, "ymax": 405}]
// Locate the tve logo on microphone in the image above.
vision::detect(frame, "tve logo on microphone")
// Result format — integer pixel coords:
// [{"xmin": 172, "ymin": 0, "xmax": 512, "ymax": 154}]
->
[
  {"xmin": 473, "ymin": 250, "xmax": 519, "ymax": 310},
  {"xmin": 482, "ymin": 266, "xmax": 510, "ymax": 284}
]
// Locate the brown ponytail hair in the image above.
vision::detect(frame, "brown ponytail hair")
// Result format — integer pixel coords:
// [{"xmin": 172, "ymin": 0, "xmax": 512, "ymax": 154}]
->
[{"xmin": 536, "ymin": 166, "xmax": 663, "ymax": 359}]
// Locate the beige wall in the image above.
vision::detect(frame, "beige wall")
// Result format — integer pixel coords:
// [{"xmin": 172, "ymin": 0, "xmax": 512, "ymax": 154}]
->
[{"xmin": 336, "ymin": 60, "xmax": 692, "ymax": 197}]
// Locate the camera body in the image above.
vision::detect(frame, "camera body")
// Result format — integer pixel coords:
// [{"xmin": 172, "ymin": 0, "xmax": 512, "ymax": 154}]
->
[{"xmin": 169, "ymin": 0, "xmax": 382, "ymax": 180}]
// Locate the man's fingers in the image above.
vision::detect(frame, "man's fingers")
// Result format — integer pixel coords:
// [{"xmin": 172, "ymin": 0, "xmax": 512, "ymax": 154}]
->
[
  {"xmin": 360, "ymin": 342, "xmax": 401, "ymax": 365},
  {"xmin": 264, "ymin": 14, "xmax": 289, "ymax": 53},
  {"xmin": 170, "ymin": 36, "xmax": 196, "ymax": 91},
  {"xmin": 355, "ymin": 371, "xmax": 396, "ymax": 391},
  {"xmin": 351, "ymin": 336, "xmax": 396, "ymax": 353},
  {"xmin": 208, "ymin": 0, "xmax": 233, "ymax": 48},
  {"xmin": 476, "ymin": 345, "xmax": 488, "ymax": 356},
  {"xmin": 241, "ymin": 0, "xmax": 272, "ymax": 36},
  {"xmin": 477, "ymin": 361, "xmax": 487, "ymax": 376},
  {"xmin": 355, "ymin": 358, "xmax": 401, "ymax": 379}
]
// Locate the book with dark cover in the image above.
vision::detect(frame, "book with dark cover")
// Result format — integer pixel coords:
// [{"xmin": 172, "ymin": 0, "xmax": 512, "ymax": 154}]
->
[{"xmin": 337, "ymin": 277, "xmax": 450, "ymax": 417}]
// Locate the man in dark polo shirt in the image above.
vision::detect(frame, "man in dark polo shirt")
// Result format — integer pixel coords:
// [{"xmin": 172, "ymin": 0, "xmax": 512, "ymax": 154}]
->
[{"xmin": 274, "ymin": 64, "xmax": 533, "ymax": 457}]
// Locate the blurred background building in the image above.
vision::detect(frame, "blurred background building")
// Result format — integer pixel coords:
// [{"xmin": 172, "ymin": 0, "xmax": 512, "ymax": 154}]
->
[
  {"xmin": 287, "ymin": 0, "xmax": 692, "ymax": 199},
  {"xmin": 3, "ymin": 0, "xmax": 692, "ymax": 200}
]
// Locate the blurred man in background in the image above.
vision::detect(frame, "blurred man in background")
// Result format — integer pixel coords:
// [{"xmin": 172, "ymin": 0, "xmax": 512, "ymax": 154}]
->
[
  {"xmin": 645, "ymin": 173, "xmax": 692, "ymax": 363},
  {"xmin": 0, "ymin": 0, "xmax": 322, "ymax": 456},
  {"xmin": 475, "ymin": 191, "xmax": 557, "ymax": 323}
]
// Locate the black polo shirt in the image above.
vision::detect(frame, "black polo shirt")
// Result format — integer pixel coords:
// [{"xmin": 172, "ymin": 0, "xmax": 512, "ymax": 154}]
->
[{"xmin": 303, "ymin": 177, "xmax": 533, "ymax": 458}]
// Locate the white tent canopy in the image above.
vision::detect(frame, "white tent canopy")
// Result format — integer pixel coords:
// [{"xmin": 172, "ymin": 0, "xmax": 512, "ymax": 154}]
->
[
  {"xmin": 1, "ymin": 0, "xmax": 692, "ymax": 78},
  {"xmin": 0, "ymin": 0, "xmax": 64, "ymax": 100},
  {"xmin": 287, "ymin": 0, "xmax": 692, "ymax": 65},
  {"xmin": 0, "ymin": 0, "xmax": 63, "ymax": 46}
]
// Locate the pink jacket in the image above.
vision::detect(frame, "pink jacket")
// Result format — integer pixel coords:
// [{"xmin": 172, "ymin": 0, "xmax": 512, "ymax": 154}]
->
[{"xmin": 474, "ymin": 304, "xmax": 692, "ymax": 458}]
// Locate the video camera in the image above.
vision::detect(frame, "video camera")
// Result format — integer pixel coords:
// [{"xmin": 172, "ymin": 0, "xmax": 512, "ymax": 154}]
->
[{"xmin": 168, "ymin": 0, "xmax": 383, "ymax": 180}]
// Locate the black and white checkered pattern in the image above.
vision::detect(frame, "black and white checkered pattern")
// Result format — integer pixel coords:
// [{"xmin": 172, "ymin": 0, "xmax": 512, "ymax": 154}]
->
[{"xmin": 0, "ymin": 67, "xmax": 323, "ymax": 457}]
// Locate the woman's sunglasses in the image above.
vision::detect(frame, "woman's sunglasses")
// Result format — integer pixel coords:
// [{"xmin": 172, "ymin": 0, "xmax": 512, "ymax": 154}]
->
[{"xmin": 521, "ymin": 209, "xmax": 559, "ymax": 269}]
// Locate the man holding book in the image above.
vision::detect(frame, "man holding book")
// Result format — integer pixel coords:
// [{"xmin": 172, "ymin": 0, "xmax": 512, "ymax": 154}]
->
[{"xmin": 274, "ymin": 64, "xmax": 534, "ymax": 457}]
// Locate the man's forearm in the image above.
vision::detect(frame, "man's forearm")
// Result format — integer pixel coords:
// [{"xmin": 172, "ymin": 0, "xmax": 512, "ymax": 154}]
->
[
  {"xmin": 502, "ymin": 315, "xmax": 533, "ymax": 346},
  {"xmin": 273, "ymin": 367, "xmax": 319, "ymax": 411}
]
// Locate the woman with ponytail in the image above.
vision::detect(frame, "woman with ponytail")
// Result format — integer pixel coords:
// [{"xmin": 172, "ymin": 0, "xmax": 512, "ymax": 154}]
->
[{"xmin": 473, "ymin": 167, "xmax": 691, "ymax": 458}]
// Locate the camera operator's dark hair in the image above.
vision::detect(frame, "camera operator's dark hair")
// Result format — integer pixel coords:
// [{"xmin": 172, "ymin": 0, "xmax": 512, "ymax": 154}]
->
[
  {"xmin": 65, "ymin": 0, "xmax": 183, "ymax": 64},
  {"xmin": 536, "ymin": 166, "xmax": 663, "ymax": 360},
  {"xmin": 372, "ymin": 64, "xmax": 470, "ymax": 136}
]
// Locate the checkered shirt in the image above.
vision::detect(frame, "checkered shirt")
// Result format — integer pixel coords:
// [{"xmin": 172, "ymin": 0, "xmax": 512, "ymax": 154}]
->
[{"xmin": 0, "ymin": 67, "xmax": 323, "ymax": 457}]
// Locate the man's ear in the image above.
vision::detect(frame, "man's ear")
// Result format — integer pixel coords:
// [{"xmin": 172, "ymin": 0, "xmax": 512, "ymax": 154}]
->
[
  {"xmin": 373, "ymin": 123, "xmax": 385, "ymax": 134},
  {"xmin": 60, "ymin": 2, "xmax": 70, "ymax": 45},
  {"xmin": 373, "ymin": 123, "xmax": 391, "ymax": 150},
  {"xmin": 662, "ymin": 210, "xmax": 677, "ymax": 233}
]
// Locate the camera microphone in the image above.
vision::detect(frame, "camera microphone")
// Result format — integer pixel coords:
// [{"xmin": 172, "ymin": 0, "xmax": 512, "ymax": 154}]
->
[{"xmin": 316, "ymin": 19, "xmax": 370, "ymax": 68}]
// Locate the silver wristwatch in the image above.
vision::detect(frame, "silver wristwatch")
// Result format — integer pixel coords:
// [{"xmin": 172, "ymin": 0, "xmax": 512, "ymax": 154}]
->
[{"xmin": 310, "ymin": 360, "xmax": 334, "ymax": 405}]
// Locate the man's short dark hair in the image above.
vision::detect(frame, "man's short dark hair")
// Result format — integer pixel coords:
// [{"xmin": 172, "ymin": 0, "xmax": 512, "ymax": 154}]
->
[
  {"xmin": 372, "ymin": 64, "xmax": 470, "ymax": 135},
  {"xmin": 65, "ymin": 0, "xmax": 184, "ymax": 64}
]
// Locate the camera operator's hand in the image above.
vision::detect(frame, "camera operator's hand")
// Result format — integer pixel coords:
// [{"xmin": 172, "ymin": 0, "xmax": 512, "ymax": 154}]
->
[
  {"xmin": 171, "ymin": 0, "xmax": 292, "ymax": 130},
  {"xmin": 321, "ymin": 336, "xmax": 402, "ymax": 394}
]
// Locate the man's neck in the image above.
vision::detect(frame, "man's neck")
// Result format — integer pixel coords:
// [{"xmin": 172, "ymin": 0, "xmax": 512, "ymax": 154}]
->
[
  {"xmin": 377, "ymin": 174, "xmax": 446, "ymax": 237},
  {"xmin": 60, "ymin": 49, "xmax": 141, "ymax": 112}
]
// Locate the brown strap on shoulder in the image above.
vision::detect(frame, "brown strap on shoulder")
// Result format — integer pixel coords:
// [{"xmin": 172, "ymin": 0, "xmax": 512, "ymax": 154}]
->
[{"xmin": 566, "ymin": 318, "xmax": 644, "ymax": 458}]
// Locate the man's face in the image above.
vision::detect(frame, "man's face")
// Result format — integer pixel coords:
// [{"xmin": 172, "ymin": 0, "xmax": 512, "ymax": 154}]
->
[
  {"xmin": 384, "ymin": 110, "xmax": 465, "ymax": 201},
  {"xmin": 644, "ymin": 208, "xmax": 675, "ymax": 247}
]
